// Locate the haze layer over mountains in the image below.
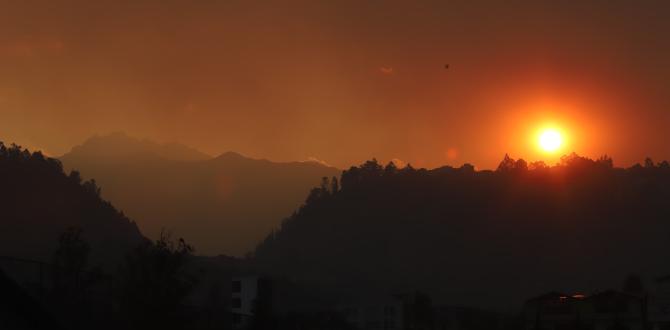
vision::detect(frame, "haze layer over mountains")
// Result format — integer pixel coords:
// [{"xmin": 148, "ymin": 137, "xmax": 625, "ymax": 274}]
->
[{"xmin": 59, "ymin": 133, "xmax": 340, "ymax": 256}]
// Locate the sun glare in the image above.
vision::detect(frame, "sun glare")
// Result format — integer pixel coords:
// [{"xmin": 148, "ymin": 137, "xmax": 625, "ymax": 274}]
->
[{"xmin": 538, "ymin": 129, "xmax": 562, "ymax": 152}]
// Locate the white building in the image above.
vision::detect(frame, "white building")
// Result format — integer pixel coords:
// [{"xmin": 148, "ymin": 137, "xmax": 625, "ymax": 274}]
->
[
  {"xmin": 231, "ymin": 275, "xmax": 271, "ymax": 329},
  {"xmin": 651, "ymin": 276, "xmax": 670, "ymax": 330}
]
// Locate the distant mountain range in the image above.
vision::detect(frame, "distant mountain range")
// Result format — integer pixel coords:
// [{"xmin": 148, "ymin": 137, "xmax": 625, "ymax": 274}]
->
[
  {"xmin": 59, "ymin": 132, "xmax": 340, "ymax": 256},
  {"xmin": 0, "ymin": 142, "xmax": 145, "ymax": 267},
  {"xmin": 62, "ymin": 132, "xmax": 212, "ymax": 163}
]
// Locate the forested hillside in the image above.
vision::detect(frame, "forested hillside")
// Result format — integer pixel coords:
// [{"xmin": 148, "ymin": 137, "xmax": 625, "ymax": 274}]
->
[
  {"xmin": 0, "ymin": 142, "xmax": 145, "ymax": 267},
  {"xmin": 255, "ymin": 154, "xmax": 670, "ymax": 310}
]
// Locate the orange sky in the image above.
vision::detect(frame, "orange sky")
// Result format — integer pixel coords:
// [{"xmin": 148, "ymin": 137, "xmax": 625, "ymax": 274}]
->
[{"xmin": 1, "ymin": 0, "xmax": 670, "ymax": 169}]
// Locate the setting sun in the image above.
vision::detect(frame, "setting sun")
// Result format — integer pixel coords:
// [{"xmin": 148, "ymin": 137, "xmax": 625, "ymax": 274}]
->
[{"xmin": 539, "ymin": 129, "xmax": 563, "ymax": 152}]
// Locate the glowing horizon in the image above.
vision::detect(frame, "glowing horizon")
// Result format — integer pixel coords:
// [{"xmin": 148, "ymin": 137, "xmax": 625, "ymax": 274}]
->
[{"xmin": 1, "ymin": 1, "xmax": 668, "ymax": 170}]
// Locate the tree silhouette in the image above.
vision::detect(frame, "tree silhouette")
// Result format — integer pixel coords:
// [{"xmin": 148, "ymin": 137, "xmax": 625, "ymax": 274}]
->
[
  {"xmin": 330, "ymin": 176, "xmax": 340, "ymax": 194},
  {"xmin": 596, "ymin": 155, "xmax": 614, "ymax": 168},
  {"xmin": 529, "ymin": 161, "xmax": 548, "ymax": 171},
  {"xmin": 496, "ymin": 154, "xmax": 516, "ymax": 172},
  {"xmin": 644, "ymin": 157, "xmax": 655, "ymax": 169},
  {"xmin": 118, "ymin": 232, "xmax": 196, "ymax": 330},
  {"xmin": 53, "ymin": 227, "xmax": 90, "ymax": 294}
]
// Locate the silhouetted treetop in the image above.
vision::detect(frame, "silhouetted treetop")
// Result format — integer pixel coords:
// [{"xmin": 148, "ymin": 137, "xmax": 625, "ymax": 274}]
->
[{"xmin": 496, "ymin": 153, "xmax": 517, "ymax": 172}]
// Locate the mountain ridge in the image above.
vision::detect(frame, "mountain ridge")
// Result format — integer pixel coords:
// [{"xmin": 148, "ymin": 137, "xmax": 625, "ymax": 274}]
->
[
  {"xmin": 60, "ymin": 132, "xmax": 212, "ymax": 164},
  {"xmin": 59, "ymin": 133, "xmax": 341, "ymax": 256}
]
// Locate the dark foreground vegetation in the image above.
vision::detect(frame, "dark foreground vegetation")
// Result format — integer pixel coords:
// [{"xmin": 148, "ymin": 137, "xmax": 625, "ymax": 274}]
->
[
  {"xmin": 3, "ymin": 141, "xmax": 670, "ymax": 329},
  {"xmin": 0, "ymin": 143, "xmax": 204, "ymax": 329}
]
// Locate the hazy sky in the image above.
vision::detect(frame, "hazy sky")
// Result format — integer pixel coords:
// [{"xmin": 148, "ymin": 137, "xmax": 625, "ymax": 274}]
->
[{"xmin": 2, "ymin": 0, "xmax": 670, "ymax": 169}]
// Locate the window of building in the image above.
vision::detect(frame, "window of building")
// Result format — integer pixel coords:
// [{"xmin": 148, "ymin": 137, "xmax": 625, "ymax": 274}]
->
[
  {"xmin": 344, "ymin": 307, "xmax": 359, "ymax": 318},
  {"xmin": 232, "ymin": 280, "xmax": 241, "ymax": 293},
  {"xmin": 594, "ymin": 299, "xmax": 628, "ymax": 313},
  {"xmin": 232, "ymin": 297, "xmax": 242, "ymax": 308}
]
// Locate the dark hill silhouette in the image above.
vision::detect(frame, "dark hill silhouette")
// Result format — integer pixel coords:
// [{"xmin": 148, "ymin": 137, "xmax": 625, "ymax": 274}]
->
[
  {"xmin": 254, "ymin": 154, "xmax": 670, "ymax": 311},
  {"xmin": 0, "ymin": 142, "xmax": 145, "ymax": 268},
  {"xmin": 0, "ymin": 268, "xmax": 64, "ymax": 330},
  {"xmin": 59, "ymin": 133, "xmax": 341, "ymax": 256}
]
